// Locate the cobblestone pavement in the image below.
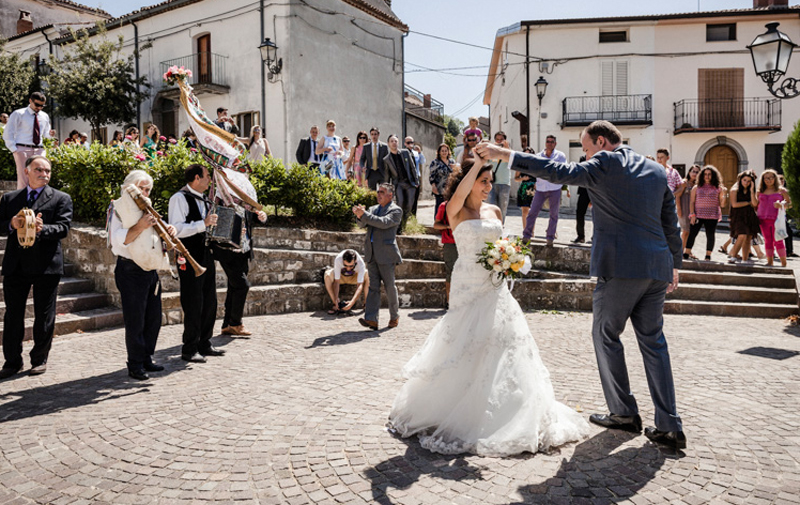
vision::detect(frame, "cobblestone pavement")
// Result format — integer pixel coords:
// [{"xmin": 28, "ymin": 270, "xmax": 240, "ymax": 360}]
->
[{"xmin": 1, "ymin": 310, "xmax": 799, "ymax": 504}]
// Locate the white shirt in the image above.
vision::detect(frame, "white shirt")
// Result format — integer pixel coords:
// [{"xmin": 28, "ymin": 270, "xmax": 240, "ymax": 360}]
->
[
  {"xmin": 412, "ymin": 151, "xmax": 425, "ymax": 177},
  {"xmin": 308, "ymin": 137, "xmax": 320, "ymax": 164},
  {"xmin": 168, "ymin": 185, "xmax": 208, "ymax": 238},
  {"xmin": 2, "ymin": 106, "xmax": 52, "ymax": 152},
  {"xmin": 333, "ymin": 250, "xmax": 366, "ymax": 283},
  {"xmin": 534, "ymin": 149, "xmax": 567, "ymax": 191},
  {"xmin": 109, "ymin": 212, "xmax": 135, "ymax": 260}
]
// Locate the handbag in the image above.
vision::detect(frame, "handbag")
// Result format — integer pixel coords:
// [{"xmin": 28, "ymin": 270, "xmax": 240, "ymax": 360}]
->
[{"xmin": 775, "ymin": 207, "xmax": 789, "ymax": 242}]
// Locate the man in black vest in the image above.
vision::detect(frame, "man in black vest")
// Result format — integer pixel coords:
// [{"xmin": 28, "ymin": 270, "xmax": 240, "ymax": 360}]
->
[
  {"xmin": 168, "ymin": 164, "xmax": 223, "ymax": 363},
  {"xmin": 0, "ymin": 156, "xmax": 72, "ymax": 379}
]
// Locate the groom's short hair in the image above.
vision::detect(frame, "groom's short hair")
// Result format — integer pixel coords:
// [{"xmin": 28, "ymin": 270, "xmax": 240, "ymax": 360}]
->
[{"xmin": 584, "ymin": 121, "xmax": 622, "ymax": 145}]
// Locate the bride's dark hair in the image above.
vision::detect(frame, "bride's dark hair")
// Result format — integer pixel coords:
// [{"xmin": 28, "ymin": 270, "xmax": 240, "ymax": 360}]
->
[{"xmin": 443, "ymin": 159, "xmax": 494, "ymax": 202}]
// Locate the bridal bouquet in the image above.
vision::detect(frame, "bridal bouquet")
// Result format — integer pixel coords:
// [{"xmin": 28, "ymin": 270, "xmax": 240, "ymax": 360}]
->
[{"xmin": 477, "ymin": 237, "xmax": 532, "ymax": 287}]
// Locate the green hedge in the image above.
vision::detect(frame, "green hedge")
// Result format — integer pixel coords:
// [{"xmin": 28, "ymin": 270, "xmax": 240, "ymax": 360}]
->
[
  {"xmin": 0, "ymin": 130, "xmax": 15, "ymax": 181},
  {"xmin": 3, "ymin": 140, "xmax": 376, "ymax": 228}
]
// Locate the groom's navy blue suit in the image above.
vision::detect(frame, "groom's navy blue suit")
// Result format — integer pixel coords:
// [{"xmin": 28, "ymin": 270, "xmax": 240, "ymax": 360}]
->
[{"xmin": 510, "ymin": 145, "xmax": 683, "ymax": 432}]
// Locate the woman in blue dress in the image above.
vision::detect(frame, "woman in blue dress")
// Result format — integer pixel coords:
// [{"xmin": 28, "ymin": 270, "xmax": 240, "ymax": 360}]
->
[{"xmin": 316, "ymin": 119, "xmax": 345, "ymax": 179}]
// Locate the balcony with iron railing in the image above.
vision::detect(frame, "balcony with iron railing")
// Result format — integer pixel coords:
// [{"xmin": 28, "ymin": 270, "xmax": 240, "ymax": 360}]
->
[
  {"xmin": 562, "ymin": 94, "xmax": 652, "ymax": 127},
  {"xmin": 404, "ymin": 84, "xmax": 444, "ymax": 123},
  {"xmin": 159, "ymin": 52, "xmax": 230, "ymax": 96},
  {"xmin": 673, "ymin": 98, "xmax": 781, "ymax": 134}
]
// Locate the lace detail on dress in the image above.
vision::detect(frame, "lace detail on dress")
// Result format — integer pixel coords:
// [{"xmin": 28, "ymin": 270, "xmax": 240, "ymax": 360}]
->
[{"xmin": 388, "ymin": 219, "xmax": 590, "ymax": 457}]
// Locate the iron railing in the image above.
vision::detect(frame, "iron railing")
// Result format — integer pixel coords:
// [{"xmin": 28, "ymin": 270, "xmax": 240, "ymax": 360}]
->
[
  {"xmin": 404, "ymin": 84, "xmax": 444, "ymax": 122},
  {"xmin": 160, "ymin": 52, "xmax": 229, "ymax": 88},
  {"xmin": 562, "ymin": 94, "xmax": 652, "ymax": 126},
  {"xmin": 674, "ymin": 98, "xmax": 781, "ymax": 133}
]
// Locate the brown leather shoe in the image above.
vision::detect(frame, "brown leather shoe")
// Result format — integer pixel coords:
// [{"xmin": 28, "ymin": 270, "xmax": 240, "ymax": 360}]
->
[
  {"xmin": 222, "ymin": 325, "xmax": 252, "ymax": 336},
  {"xmin": 388, "ymin": 319, "xmax": 399, "ymax": 328},
  {"xmin": 29, "ymin": 364, "xmax": 47, "ymax": 376},
  {"xmin": 358, "ymin": 318, "xmax": 378, "ymax": 329}
]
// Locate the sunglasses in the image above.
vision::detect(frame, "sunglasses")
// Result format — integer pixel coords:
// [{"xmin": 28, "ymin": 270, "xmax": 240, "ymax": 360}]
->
[
  {"xmin": 32, "ymin": 101, "xmax": 45, "ymax": 108},
  {"xmin": 405, "ymin": 141, "xmax": 413, "ymax": 144},
  {"xmin": 358, "ymin": 136, "xmax": 367, "ymax": 139}
]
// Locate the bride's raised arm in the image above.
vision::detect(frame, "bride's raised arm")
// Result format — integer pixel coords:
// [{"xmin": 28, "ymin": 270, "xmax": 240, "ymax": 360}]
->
[{"xmin": 446, "ymin": 151, "xmax": 487, "ymax": 227}]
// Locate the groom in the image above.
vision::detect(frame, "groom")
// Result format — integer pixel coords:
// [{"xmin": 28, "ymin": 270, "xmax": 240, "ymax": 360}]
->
[{"xmin": 475, "ymin": 120, "xmax": 686, "ymax": 450}]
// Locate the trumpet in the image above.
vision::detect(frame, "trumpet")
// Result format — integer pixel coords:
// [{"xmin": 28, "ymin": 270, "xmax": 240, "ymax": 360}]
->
[{"xmin": 125, "ymin": 185, "xmax": 207, "ymax": 277}]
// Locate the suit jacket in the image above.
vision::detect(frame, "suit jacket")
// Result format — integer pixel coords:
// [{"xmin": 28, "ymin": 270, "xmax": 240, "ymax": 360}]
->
[
  {"xmin": 357, "ymin": 202, "xmax": 403, "ymax": 265},
  {"xmin": 295, "ymin": 137, "xmax": 321, "ymax": 165},
  {"xmin": 383, "ymin": 149, "xmax": 419, "ymax": 187},
  {"xmin": 0, "ymin": 185, "xmax": 73, "ymax": 276},
  {"xmin": 359, "ymin": 142, "xmax": 390, "ymax": 181},
  {"xmin": 510, "ymin": 146, "xmax": 682, "ymax": 283}
]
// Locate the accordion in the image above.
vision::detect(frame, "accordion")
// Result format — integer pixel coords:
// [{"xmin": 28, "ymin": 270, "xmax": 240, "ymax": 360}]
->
[{"xmin": 207, "ymin": 205, "xmax": 244, "ymax": 249}]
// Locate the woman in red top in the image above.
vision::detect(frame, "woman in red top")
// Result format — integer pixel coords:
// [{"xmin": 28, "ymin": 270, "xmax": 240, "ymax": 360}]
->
[
  {"xmin": 433, "ymin": 200, "xmax": 457, "ymax": 309},
  {"xmin": 685, "ymin": 165, "xmax": 727, "ymax": 261}
]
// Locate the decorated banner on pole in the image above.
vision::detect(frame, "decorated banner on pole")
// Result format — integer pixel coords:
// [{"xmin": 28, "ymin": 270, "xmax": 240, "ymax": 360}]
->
[{"xmin": 163, "ymin": 65, "xmax": 262, "ymax": 211}]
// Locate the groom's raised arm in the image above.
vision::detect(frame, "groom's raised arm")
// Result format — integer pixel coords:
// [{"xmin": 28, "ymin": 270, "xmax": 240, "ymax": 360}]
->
[{"xmin": 509, "ymin": 150, "xmax": 604, "ymax": 188}]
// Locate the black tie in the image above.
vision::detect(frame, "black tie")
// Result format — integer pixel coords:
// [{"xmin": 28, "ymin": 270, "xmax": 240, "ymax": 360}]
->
[
  {"xmin": 312, "ymin": 140, "xmax": 318, "ymax": 162},
  {"xmin": 27, "ymin": 190, "xmax": 37, "ymax": 208}
]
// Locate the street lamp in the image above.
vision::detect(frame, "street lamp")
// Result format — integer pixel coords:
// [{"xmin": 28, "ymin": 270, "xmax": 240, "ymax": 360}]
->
[
  {"xmin": 534, "ymin": 76, "xmax": 548, "ymax": 150},
  {"xmin": 748, "ymin": 22, "xmax": 800, "ymax": 99},
  {"xmin": 258, "ymin": 37, "xmax": 283, "ymax": 76},
  {"xmin": 535, "ymin": 76, "xmax": 548, "ymax": 105}
]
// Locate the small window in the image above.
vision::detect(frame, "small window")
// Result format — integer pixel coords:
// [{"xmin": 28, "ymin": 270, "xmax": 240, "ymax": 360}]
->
[
  {"xmin": 599, "ymin": 30, "xmax": 628, "ymax": 43},
  {"xmin": 706, "ymin": 23, "xmax": 736, "ymax": 42},
  {"xmin": 235, "ymin": 111, "xmax": 261, "ymax": 136}
]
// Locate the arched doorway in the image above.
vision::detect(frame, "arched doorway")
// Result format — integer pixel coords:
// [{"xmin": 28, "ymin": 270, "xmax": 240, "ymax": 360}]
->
[{"xmin": 704, "ymin": 145, "xmax": 738, "ymax": 215}]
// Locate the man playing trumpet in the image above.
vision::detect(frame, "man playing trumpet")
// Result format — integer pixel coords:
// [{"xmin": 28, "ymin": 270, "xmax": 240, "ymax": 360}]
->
[
  {"xmin": 168, "ymin": 164, "xmax": 223, "ymax": 363},
  {"xmin": 109, "ymin": 170, "xmax": 177, "ymax": 380},
  {"xmin": 0, "ymin": 156, "xmax": 73, "ymax": 379}
]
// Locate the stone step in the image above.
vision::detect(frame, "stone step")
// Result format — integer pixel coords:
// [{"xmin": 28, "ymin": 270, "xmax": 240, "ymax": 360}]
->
[
  {"xmin": 0, "ymin": 306, "xmax": 125, "ymax": 343},
  {"xmin": 0, "ymin": 181, "xmax": 15, "ymax": 192},
  {"xmin": 667, "ymin": 283, "xmax": 797, "ymax": 305},
  {"xmin": 0, "ymin": 291, "xmax": 112, "ymax": 320},
  {"xmin": 664, "ymin": 300, "xmax": 798, "ymax": 318},
  {"xmin": 679, "ymin": 259, "xmax": 793, "ymax": 276},
  {"xmin": 678, "ymin": 269, "xmax": 797, "ymax": 289},
  {"xmin": 0, "ymin": 276, "xmax": 94, "ymax": 303}
]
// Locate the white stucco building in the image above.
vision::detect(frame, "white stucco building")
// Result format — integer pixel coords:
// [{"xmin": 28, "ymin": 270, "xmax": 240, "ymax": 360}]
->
[
  {"xmin": 4, "ymin": 0, "xmax": 407, "ymax": 163},
  {"xmin": 484, "ymin": 0, "xmax": 800, "ymax": 212}
]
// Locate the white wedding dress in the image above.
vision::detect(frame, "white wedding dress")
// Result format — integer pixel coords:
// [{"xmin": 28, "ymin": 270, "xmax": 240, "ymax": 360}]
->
[{"xmin": 388, "ymin": 218, "xmax": 590, "ymax": 456}]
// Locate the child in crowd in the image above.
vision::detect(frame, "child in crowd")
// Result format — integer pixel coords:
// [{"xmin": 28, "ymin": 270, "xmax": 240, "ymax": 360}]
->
[
  {"xmin": 757, "ymin": 169, "xmax": 791, "ymax": 267},
  {"xmin": 463, "ymin": 117, "xmax": 483, "ymax": 142}
]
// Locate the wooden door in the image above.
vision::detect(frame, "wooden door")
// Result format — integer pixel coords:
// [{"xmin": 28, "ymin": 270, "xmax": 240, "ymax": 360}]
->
[
  {"xmin": 698, "ymin": 68, "xmax": 744, "ymax": 128},
  {"xmin": 197, "ymin": 35, "xmax": 211, "ymax": 84},
  {"xmin": 704, "ymin": 145, "xmax": 738, "ymax": 215}
]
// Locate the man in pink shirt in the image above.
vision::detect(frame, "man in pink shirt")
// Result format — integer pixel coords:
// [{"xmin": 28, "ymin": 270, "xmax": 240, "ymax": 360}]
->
[{"xmin": 656, "ymin": 149, "xmax": 683, "ymax": 194}]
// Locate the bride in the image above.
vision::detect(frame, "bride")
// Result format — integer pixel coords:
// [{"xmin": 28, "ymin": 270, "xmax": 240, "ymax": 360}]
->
[{"xmin": 387, "ymin": 153, "xmax": 590, "ymax": 457}]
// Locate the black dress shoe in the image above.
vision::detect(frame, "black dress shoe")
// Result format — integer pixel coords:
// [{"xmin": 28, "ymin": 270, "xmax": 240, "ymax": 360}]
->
[
  {"xmin": 143, "ymin": 361, "xmax": 165, "ymax": 372},
  {"xmin": 0, "ymin": 367, "xmax": 21, "ymax": 380},
  {"xmin": 181, "ymin": 352, "xmax": 207, "ymax": 363},
  {"xmin": 199, "ymin": 347, "xmax": 225, "ymax": 357},
  {"xmin": 644, "ymin": 427, "xmax": 687, "ymax": 449},
  {"xmin": 571, "ymin": 237, "xmax": 585, "ymax": 244},
  {"xmin": 128, "ymin": 369, "xmax": 149, "ymax": 380},
  {"xmin": 589, "ymin": 413, "xmax": 643, "ymax": 433}
]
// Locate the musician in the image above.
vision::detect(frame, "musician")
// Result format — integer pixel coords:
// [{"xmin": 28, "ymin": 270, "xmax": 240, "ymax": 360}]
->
[
  {"xmin": 213, "ymin": 203, "xmax": 267, "ymax": 337},
  {"xmin": 168, "ymin": 164, "xmax": 223, "ymax": 363},
  {"xmin": 0, "ymin": 156, "xmax": 73, "ymax": 379},
  {"xmin": 109, "ymin": 170, "xmax": 176, "ymax": 380}
]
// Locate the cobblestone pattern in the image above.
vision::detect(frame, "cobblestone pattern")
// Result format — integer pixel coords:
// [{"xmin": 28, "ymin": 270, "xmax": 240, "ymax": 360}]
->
[{"xmin": 1, "ymin": 310, "xmax": 798, "ymax": 504}]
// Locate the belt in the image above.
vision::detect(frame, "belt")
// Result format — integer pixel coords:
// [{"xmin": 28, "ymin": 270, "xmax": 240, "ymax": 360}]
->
[{"xmin": 16, "ymin": 143, "xmax": 43, "ymax": 149}]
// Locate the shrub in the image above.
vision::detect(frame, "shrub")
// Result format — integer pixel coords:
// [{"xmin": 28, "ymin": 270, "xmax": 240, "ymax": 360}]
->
[
  {"xmin": 19, "ymin": 142, "xmax": 376, "ymax": 228},
  {"xmin": 782, "ymin": 120, "xmax": 800, "ymax": 221},
  {"xmin": 0, "ymin": 133, "xmax": 15, "ymax": 181}
]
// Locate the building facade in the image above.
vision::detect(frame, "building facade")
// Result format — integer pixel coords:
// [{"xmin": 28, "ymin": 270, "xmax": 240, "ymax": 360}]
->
[
  {"xmin": 484, "ymin": 0, "xmax": 800, "ymax": 212},
  {"xmin": 1, "ymin": 0, "xmax": 108, "ymax": 40},
  {"xmin": 5, "ymin": 0, "xmax": 407, "ymax": 164}
]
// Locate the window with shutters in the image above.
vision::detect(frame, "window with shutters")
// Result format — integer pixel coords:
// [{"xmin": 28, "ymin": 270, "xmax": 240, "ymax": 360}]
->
[
  {"xmin": 601, "ymin": 60, "xmax": 628, "ymax": 96},
  {"xmin": 698, "ymin": 68, "xmax": 744, "ymax": 128}
]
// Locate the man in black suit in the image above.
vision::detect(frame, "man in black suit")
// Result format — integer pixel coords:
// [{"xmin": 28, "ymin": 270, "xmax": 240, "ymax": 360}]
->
[
  {"xmin": 295, "ymin": 125, "xmax": 322, "ymax": 169},
  {"xmin": 0, "ymin": 155, "xmax": 73, "ymax": 379},
  {"xmin": 359, "ymin": 127, "xmax": 390, "ymax": 190},
  {"xmin": 383, "ymin": 134, "xmax": 419, "ymax": 232}
]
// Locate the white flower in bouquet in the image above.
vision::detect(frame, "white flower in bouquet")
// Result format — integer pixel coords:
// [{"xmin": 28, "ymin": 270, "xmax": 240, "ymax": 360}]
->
[
  {"xmin": 492, "ymin": 263, "xmax": 503, "ymax": 272},
  {"xmin": 502, "ymin": 260, "xmax": 511, "ymax": 270},
  {"xmin": 490, "ymin": 249, "xmax": 501, "ymax": 259}
]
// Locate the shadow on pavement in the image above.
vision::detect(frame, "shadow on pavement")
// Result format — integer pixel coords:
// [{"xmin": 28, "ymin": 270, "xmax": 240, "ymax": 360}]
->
[
  {"xmin": 305, "ymin": 330, "xmax": 383, "ymax": 349},
  {"xmin": 405, "ymin": 310, "xmax": 445, "ymax": 320},
  {"xmin": 364, "ymin": 442, "xmax": 484, "ymax": 505},
  {"xmin": 0, "ymin": 344, "xmax": 187, "ymax": 424},
  {"xmin": 512, "ymin": 429, "xmax": 680, "ymax": 504}
]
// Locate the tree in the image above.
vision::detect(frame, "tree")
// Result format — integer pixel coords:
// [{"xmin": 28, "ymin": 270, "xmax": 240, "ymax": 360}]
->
[
  {"xmin": 0, "ymin": 41, "xmax": 36, "ymax": 115},
  {"xmin": 46, "ymin": 26, "xmax": 149, "ymax": 140},
  {"xmin": 442, "ymin": 115, "xmax": 465, "ymax": 138},
  {"xmin": 781, "ymin": 120, "xmax": 800, "ymax": 220}
]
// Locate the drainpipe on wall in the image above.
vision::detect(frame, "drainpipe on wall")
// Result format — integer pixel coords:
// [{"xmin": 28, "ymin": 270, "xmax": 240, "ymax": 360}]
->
[
  {"xmin": 260, "ymin": 0, "xmax": 266, "ymax": 130},
  {"xmin": 42, "ymin": 30, "xmax": 58, "ymax": 136},
  {"xmin": 132, "ymin": 21, "xmax": 141, "ymax": 128},
  {"xmin": 525, "ymin": 25, "xmax": 531, "ymax": 149},
  {"xmin": 402, "ymin": 31, "xmax": 407, "ymax": 138}
]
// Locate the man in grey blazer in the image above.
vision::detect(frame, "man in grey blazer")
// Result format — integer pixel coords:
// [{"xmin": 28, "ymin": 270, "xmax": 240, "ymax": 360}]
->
[
  {"xmin": 359, "ymin": 127, "xmax": 390, "ymax": 190},
  {"xmin": 383, "ymin": 134, "xmax": 419, "ymax": 233},
  {"xmin": 475, "ymin": 120, "xmax": 686, "ymax": 450},
  {"xmin": 353, "ymin": 183, "xmax": 403, "ymax": 329}
]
